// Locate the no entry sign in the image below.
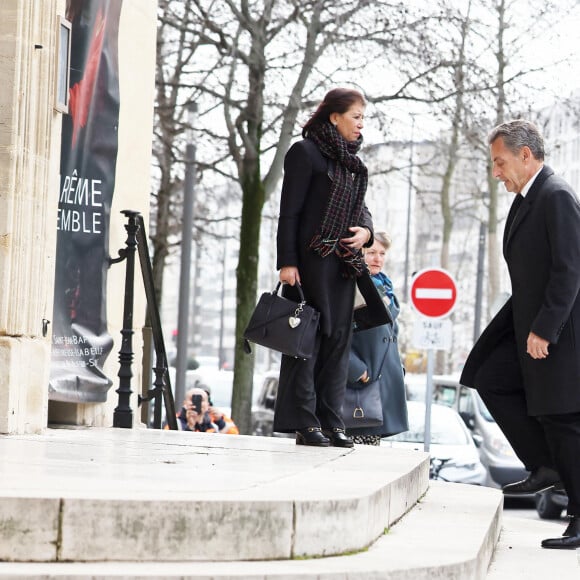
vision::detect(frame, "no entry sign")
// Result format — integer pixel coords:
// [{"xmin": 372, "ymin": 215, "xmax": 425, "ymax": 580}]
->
[{"xmin": 410, "ymin": 268, "xmax": 457, "ymax": 319}]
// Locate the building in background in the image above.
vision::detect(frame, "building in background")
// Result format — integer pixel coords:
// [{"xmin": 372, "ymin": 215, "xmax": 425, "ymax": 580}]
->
[{"xmin": 541, "ymin": 94, "xmax": 580, "ymax": 193}]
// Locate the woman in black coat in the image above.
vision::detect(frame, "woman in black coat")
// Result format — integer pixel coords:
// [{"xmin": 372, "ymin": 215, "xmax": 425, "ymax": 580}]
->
[
  {"xmin": 274, "ymin": 88, "xmax": 374, "ymax": 447},
  {"xmin": 345, "ymin": 232, "xmax": 409, "ymax": 445}
]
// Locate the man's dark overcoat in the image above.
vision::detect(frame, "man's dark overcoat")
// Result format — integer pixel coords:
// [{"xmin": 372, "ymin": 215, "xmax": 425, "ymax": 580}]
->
[{"xmin": 461, "ymin": 166, "xmax": 580, "ymax": 416}]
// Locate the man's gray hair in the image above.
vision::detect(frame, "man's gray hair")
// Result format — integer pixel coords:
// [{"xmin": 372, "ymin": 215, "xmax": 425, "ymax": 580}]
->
[{"xmin": 488, "ymin": 119, "xmax": 545, "ymax": 161}]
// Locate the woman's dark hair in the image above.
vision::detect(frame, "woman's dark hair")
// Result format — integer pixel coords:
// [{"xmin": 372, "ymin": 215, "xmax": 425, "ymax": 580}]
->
[{"xmin": 302, "ymin": 88, "xmax": 366, "ymax": 137}]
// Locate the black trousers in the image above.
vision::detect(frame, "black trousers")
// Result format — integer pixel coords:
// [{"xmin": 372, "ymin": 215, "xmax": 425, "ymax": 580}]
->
[
  {"xmin": 474, "ymin": 337, "xmax": 580, "ymax": 515},
  {"xmin": 273, "ymin": 323, "xmax": 352, "ymax": 433}
]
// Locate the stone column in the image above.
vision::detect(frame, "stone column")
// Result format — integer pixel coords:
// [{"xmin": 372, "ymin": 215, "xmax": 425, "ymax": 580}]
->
[{"xmin": 0, "ymin": 0, "xmax": 65, "ymax": 433}]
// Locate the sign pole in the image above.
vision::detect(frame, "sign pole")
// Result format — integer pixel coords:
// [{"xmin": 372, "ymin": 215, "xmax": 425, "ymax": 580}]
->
[
  {"xmin": 409, "ymin": 268, "xmax": 458, "ymax": 455},
  {"xmin": 424, "ymin": 349, "xmax": 435, "ymax": 452}
]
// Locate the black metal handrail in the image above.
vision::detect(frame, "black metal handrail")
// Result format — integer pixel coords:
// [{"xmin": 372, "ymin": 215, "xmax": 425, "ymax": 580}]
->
[{"xmin": 109, "ymin": 210, "xmax": 177, "ymax": 430}]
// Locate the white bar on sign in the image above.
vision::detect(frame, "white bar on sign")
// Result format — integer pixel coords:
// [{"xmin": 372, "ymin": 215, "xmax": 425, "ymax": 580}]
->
[{"xmin": 416, "ymin": 288, "xmax": 453, "ymax": 300}]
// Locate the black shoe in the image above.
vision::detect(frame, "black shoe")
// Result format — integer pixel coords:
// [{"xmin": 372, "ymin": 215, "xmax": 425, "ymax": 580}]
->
[
  {"xmin": 563, "ymin": 516, "xmax": 578, "ymax": 537},
  {"xmin": 554, "ymin": 481, "xmax": 567, "ymax": 493},
  {"xmin": 296, "ymin": 427, "xmax": 330, "ymax": 447},
  {"xmin": 323, "ymin": 428, "xmax": 354, "ymax": 448},
  {"xmin": 542, "ymin": 517, "xmax": 580, "ymax": 549},
  {"xmin": 502, "ymin": 466, "xmax": 561, "ymax": 496}
]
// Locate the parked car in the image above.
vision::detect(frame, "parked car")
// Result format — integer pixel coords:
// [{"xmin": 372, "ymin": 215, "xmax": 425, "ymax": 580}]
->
[
  {"xmin": 454, "ymin": 384, "xmax": 528, "ymax": 488},
  {"xmin": 251, "ymin": 369, "xmax": 279, "ymax": 437},
  {"xmin": 405, "ymin": 374, "xmax": 528, "ymax": 489},
  {"xmin": 535, "ymin": 488, "xmax": 568, "ymax": 519},
  {"xmin": 381, "ymin": 400, "xmax": 487, "ymax": 485}
]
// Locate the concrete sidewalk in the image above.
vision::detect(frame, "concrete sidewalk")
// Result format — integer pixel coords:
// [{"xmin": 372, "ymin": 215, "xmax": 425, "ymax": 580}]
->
[{"xmin": 488, "ymin": 512, "xmax": 580, "ymax": 579}]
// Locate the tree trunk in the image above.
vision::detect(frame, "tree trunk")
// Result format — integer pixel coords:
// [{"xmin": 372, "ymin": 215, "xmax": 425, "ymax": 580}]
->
[
  {"xmin": 230, "ymin": 16, "xmax": 267, "ymax": 434},
  {"xmin": 436, "ymin": 0, "xmax": 471, "ymax": 373},
  {"xmin": 232, "ymin": 172, "xmax": 265, "ymax": 433},
  {"xmin": 486, "ymin": 173, "xmax": 500, "ymax": 315}
]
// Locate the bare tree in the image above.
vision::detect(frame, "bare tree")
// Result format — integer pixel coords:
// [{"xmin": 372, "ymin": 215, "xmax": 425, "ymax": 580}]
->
[
  {"xmin": 473, "ymin": 0, "xmax": 575, "ymax": 316},
  {"xmin": 153, "ymin": 0, "xmax": 464, "ymax": 432}
]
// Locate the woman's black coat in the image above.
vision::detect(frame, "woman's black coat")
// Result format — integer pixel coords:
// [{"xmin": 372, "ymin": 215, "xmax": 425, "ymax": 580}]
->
[
  {"xmin": 276, "ymin": 138, "xmax": 373, "ymax": 336},
  {"xmin": 273, "ymin": 137, "xmax": 373, "ymax": 432},
  {"xmin": 461, "ymin": 166, "xmax": 580, "ymax": 416}
]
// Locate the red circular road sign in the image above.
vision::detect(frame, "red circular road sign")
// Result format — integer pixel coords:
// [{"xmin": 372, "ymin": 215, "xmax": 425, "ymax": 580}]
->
[{"xmin": 410, "ymin": 268, "xmax": 457, "ymax": 318}]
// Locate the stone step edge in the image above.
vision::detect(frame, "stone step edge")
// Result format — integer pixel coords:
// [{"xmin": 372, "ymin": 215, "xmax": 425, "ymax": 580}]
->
[
  {"xmin": 0, "ymin": 482, "xmax": 503, "ymax": 579},
  {"xmin": 1, "ymin": 449, "xmax": 430, "ymax": 563}
]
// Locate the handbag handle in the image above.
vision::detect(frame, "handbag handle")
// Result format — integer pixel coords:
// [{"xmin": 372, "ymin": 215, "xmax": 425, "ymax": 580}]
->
[
  {"xmin": 274, "ymin": 281, "xmax": 306, "ymax": 303},
  {"xmin": 276, "ymin": 282, "xmax": 308, "ymax": 323}
]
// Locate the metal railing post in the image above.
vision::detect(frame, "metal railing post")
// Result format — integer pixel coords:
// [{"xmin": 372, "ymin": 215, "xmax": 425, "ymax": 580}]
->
[
  {"xmin": 110, "ymin": 210, "xmax": 177, "ymax": 430},
  {"xmin": 135, "ymin": 214, "xmax": 177, "ymax": 430},
  {"xmin": 112, "ymin": 210, "xmax": 140, "ymax": 428}
]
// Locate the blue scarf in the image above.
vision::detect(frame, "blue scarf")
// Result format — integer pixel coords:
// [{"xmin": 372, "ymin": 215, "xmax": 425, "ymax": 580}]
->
[{"xmin": 372, "ymin": 271, "xmax": 395, "ymax": 302}]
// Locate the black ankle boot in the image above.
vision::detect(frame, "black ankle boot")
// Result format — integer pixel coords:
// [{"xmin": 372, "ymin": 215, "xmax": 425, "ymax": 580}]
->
[
  {"xmin": 296, "ymin": 427, "xmax": 330, "ymax": 447},
  {"xmin": 323, "ymin": 428, "xmax": 354, "ymax": 448}
]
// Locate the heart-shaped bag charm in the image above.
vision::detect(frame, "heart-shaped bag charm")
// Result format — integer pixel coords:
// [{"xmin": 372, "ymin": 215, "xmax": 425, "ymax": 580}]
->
[{"xmin": 288, "ymin": 316, "xmax": 301, "ymax": 329}]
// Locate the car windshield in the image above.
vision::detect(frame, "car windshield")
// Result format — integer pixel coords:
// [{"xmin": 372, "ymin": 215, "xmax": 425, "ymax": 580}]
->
[{"xmin": 387, "ymin": 403, "xmax": 470, "ymax": 445}]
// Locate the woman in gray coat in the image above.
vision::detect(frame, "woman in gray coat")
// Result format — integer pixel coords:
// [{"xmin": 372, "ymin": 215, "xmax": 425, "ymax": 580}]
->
[{"xmin": 346, "ymin": 231, "xmax": 409, "ymax": 445}]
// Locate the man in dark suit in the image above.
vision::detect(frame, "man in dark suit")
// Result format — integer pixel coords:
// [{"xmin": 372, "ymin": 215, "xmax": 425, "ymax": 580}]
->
[{"xmin": 461, "ymin": 120, "xmax": 580, "ymax": 549}]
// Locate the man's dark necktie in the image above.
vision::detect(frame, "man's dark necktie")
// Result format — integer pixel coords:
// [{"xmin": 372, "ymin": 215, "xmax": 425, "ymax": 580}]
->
[{"xmin": 506, "ymin": 193, "xmax": 523, "ymax": 236}]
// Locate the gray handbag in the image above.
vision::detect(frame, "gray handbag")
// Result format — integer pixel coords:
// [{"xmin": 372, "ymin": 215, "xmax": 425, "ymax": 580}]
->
[
  {"xmin": 342, "ymin": 380, "xmax": 383, "ymax": 428},
  {"xmin": 342, "ymin": 335, "xmax": 391, "ymax": 428}
]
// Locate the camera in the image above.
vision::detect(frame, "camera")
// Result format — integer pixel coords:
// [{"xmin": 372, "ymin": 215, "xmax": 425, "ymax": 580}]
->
[{"xmin": 191, "ymin": 393, "xmax": 203, "ymax": 414}]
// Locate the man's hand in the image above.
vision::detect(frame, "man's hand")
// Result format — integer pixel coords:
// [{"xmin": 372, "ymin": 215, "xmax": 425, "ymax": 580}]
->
[{"xmin": 527, "ymin": 332, "xmax": 550, "ymax": 359}]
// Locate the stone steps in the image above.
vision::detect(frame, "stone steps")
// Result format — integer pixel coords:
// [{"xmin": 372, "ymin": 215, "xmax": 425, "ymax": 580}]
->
[{"xmin": 0, "ymin": 428, "xmax": 502, "ymax": 578}]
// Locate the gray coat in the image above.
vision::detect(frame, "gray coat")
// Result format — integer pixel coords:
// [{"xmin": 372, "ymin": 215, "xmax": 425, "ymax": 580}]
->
[{"xmin": 346, "ymin": 294, "xmax": 409, "ymax": 437}]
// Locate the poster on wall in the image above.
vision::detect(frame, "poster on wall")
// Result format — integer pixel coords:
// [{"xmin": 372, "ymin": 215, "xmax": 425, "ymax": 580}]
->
[{"xmin": 49, "ymin": 0, "xmax": 123, "ymax": 402}]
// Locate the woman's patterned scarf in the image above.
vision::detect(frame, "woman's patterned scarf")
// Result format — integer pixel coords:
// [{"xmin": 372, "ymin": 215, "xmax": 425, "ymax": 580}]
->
[{"xmin": 307, "ymin": 122, "xmax": 369, "ymax": 277}]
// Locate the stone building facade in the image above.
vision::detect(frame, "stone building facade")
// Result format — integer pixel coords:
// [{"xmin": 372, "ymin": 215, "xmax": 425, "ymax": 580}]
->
[{"xmin": 0, "ymin": 0, "xmax": 157, "ymax": 433}]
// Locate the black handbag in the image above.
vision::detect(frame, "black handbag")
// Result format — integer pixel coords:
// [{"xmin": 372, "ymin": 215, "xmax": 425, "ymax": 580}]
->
[
  {"xmin": 353, "ymin": 270, "xmax": 393, "ymax": 332},
  {"xmin": 243, "ymin": 282, "xmax": 320, "ymax": 359}
]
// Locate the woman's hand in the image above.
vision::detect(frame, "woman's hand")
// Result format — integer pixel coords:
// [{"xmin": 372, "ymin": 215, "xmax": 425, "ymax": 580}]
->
[
  {"xmin": 185, "ymin": 404, "xmax": 200, "ymax": 429},
  {"xmin": 210, "ymin": 406, "xmax": 223, "ymax": 421},
  {"xmin": 280, "ymin": 266, "xmax": 301, "ymax": 286},
  {"xmin": 359, "ymin": 370, "xmax": 370, "ymax": 384},
  {"xmin": 341, "ymin": 226, "xmax": 371, "ymax": 250}
]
